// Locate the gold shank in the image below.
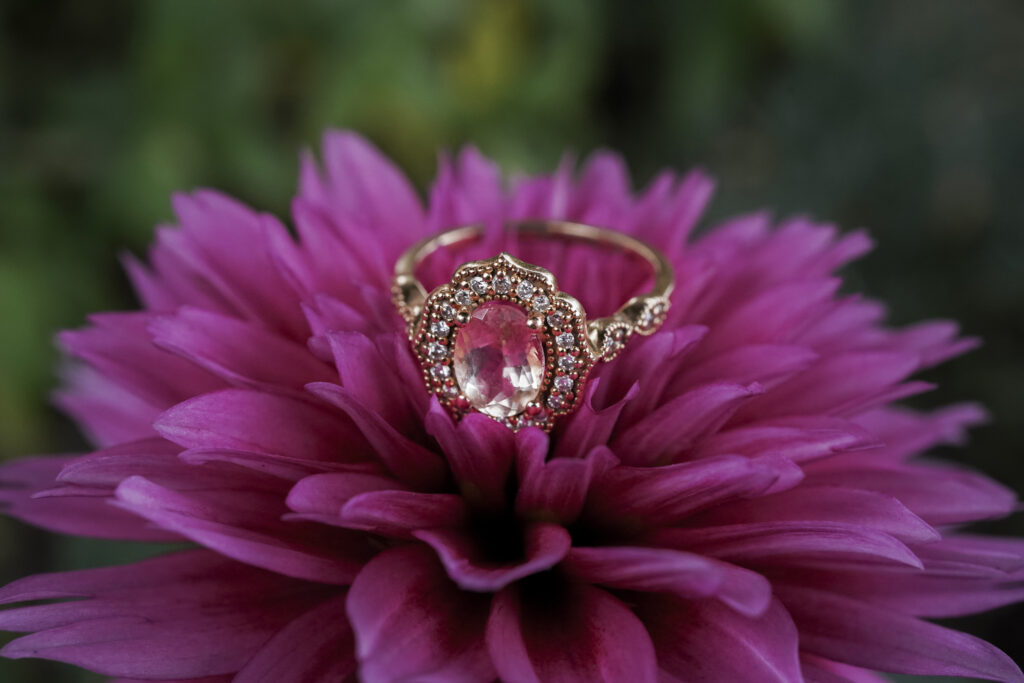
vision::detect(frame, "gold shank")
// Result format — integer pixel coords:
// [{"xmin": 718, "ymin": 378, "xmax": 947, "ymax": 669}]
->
[{"xmin": 392, "ymin": 220, "xmax": 675, "ymax": 360}]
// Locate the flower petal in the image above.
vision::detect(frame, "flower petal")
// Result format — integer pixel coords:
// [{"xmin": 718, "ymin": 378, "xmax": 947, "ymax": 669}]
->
[
  {"xmin": 776, "ymin": 584, "xmax": 1024, "ymax": 682},
  {"xmin": 346, "ymin": 545, "xmax": 494, "ymax": 683},
  {"xmin": 0, "ymin": 456, "xmax": 177, "ymax": 542},
  {"xmin": 0, "ymin": 550, "xmax": 328, "ymax": 679},
  {"xmin": 340, "ymin": 490, "xmax": 468, "ymax": 538},
  {"xmin": 690, "ymin": 484, "xmax": 938, "ymax": 544},
  {"xmin": 515, "ymin": 444, "xmax": 617, "ymax": 525},
  {"xmin": 154, "ymin": 388, "xmax": 365, "ymax": 463},
  {"xmin": 233, "ymin": 592, "xmax": 356, "ymax": 683},
  {"xmin": 611, "ymin": 382, "xmax": 764, "ymax": 466},
  {"xmin": 802, "ymin": 460, "xmax": 1017, "ymax": 525},
  {"xmin": 486, "ymin": 582, "xmax": 657, "ymax": 683},
  {"xmin": 425, "ymin": 401, "xmax": 516, "ymax": 507},
  {"xmin": 654, "ymin": 521, "xmax": 923, "ymax": 569},
  {"xmin": 308, "ymin": 382, "xmax": 446, "ymax": 490},
  {"xmin": 149, "ymin": 307, "xmax": 335, "ymax": 391},
  {"xmin": 115, "ymin": 476, "xmax": 371, "ymax": 584},
  {"xmin": 563, "ymin": 545, "xmax": 771, "ymax": 617},
  {"xmin": 586, "ymin": 455, "xmax": 802, "ymax": 530},
  {"xmin": 638, "ymin": 596, "xmax": 802, "ymax": 683}
]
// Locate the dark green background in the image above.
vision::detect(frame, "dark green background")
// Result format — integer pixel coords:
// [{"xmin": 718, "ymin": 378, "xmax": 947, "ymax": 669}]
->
[{"xmin": 1, "ymin": 1, "xmax": 1022, "ymax": 681}]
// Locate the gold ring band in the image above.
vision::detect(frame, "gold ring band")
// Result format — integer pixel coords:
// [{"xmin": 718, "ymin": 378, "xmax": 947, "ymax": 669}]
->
[{"xmin": 392, "ymin": 221, "xmax": 675, "ymax": 430}]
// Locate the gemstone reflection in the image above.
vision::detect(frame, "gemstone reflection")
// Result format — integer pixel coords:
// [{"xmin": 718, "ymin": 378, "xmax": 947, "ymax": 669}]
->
[{"xmin": 453, "ymin": 302, "xmax": 545, "ymax": 418}]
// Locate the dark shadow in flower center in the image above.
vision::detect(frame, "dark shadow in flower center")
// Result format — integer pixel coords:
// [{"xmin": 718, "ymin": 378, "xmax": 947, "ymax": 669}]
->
[{"xmin": 466, "ymin": 509, "xmax": 528, "ymax": 565}]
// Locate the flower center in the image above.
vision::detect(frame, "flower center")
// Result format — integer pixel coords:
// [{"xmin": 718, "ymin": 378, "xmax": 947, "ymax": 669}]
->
[{"xmin": 453, "ymin": 301, "xmax": 545, "ymax": 418}]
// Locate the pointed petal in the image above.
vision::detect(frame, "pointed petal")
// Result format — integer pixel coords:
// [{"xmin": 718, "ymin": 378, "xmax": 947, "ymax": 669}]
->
[
  {"xmin": 0, "ymin": 456, "xmax": 177, "ymax": 542},
  {"xmin": 776, "ymin": 584, "xmax": 1024, "ymax": 682},
  {"xmin": 0, "ymin": 550, "xmax": 328, "ymax": 679}
]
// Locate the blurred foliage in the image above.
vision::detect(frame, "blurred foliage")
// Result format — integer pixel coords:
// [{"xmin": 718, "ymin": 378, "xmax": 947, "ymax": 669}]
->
[{"xmin": 1, "ymin": 0, "xmax": 1022, "ymax": 680}]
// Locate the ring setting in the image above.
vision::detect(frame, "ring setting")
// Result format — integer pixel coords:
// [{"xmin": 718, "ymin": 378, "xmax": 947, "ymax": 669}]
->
[{"xmin": 393, "ymin": 221, "xmax": 674, "ymax": 431}]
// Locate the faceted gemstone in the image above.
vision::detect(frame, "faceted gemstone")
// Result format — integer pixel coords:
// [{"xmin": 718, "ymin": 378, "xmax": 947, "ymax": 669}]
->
[
  {"xmin": 554, "ymin": 376, "xmax": 574, "ymax": 392},
  {"xmin": 470, "ymin": 277, "xmax": 488, "ymax": 295},
  {"xmin": 427, "ymin": 341, "xmax": 448, "ymax": 360},
  {"xmin": 455, "ymin": 289, "xmax": 473, "ymax": 306},
  {"xmin": 546, "ymin": 311, "xmax": 564, "ymax": 327},
  {"xmin": 493, "ymin": 276, "xmax": 511, "ymax": 294},
  {"xmin": 532, "ymin": 294, "xmax": 551, "ymax": 312},
  {"xmin": 430, "ymin": 321, "xmax": 450, "ymax": 337},
  {"xmin": 558, "ymin": 355, "xmax": 576, "ymax": 371},
  {"xmin": 556, "ymin": 332, "xmax": 575, "ymax": 348},
  {"xmin": 516, "ymin": 280, "xmax": 535, "ymax": 300},
  {"xmin": 453, "ymin": 301, "xmax": 545, "ymax": 418}
]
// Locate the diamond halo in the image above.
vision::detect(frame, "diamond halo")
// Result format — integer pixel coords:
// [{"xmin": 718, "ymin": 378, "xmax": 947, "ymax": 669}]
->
[{"xmin": 410, "ymin": 253, "xmax": 595, "ymax": 431}]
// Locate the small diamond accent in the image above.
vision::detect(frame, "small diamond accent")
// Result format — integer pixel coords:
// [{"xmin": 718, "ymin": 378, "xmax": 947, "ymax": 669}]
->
[
  {"xmin": 493, "ymin": 276, "xmax": 511, "ymax": 294},
  {"xmin": 554, "ymin": 376, "xmax": 573, "ymax": 392},
  {"xmin": 428, "ymin": 342, "xmax": 448, "ymax": 359},
  {"xmin": 455, "ymin": 289, "xmax": 473, "ymax": 306},
  {"xmin": 548, "ymin": 394, "xmax": 566, "ymax": 409},
  {"xmin": 439, "ymin": 303, "xmax": 456, "ymax": 320},
  {"xmin": 558, "ymin": 355, "xmax": 576, "ymax": 371},
  {"xmin": 532, "ymin": 294, "xmax": 551, "ymax": 312},
  {"xmin": 546, "ymin": 311, "xmax": 564, "ymax": 327},
  {"xmin": 443, "ymin": 383, "xmax": 459, "ymax": 397},
  {"xmin": 516, "ymin": 280, "xmax": 535, "ymax": 300},
  {"xmin": 430, "ymin": 321, "xmax": 450, "ymax": 337},
  {"xmin": 430, "ymin": 364, "xmax": 451, "ymax": 379},
  {"xmin": 556, "ymin": 332, "xmax": 575, "ymax": 348},
  {"xmin": 470, "ymin": 277, "xmax": 488, "ymax": 295}
]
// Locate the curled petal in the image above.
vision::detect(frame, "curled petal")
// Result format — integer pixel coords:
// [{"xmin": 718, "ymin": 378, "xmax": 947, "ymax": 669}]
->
[{"xmin": 415, "ymin": 522, "xmax": 571, "ymax": 592}]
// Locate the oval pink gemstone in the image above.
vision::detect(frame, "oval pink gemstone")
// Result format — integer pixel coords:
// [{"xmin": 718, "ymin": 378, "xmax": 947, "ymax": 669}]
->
[{"xmin": 453, "ymin": 301, "xmax": 545, "ymax": 418}]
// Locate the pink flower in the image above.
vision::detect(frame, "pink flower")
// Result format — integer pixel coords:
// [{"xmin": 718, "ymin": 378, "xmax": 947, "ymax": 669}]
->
[{"xmin": 1, "ymin": 130, "xmax": 1022, "ymax": 683}]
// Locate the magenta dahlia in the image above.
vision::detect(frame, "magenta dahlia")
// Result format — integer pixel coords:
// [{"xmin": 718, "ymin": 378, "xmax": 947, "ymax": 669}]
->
[{"xmin": 1, "ymin": 130, "xmax": 1022, "ymax": 683}]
